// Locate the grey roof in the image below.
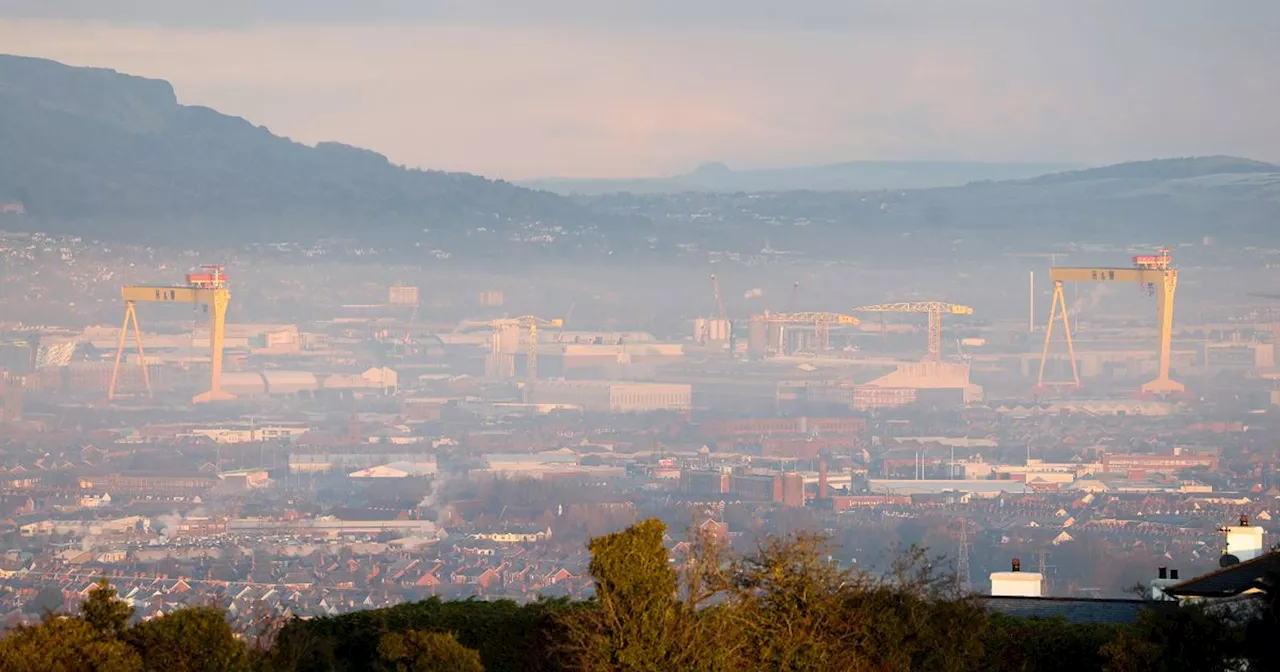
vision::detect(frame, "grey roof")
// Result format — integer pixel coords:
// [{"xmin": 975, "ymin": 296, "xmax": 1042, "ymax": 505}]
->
[
  {"xmin": 980, "ymin": 596, "xmax": 1151, "ymax": 624},
  {"xmin": 1164, "ymin": 551, "xmax": 1280, "ymax": 598}
]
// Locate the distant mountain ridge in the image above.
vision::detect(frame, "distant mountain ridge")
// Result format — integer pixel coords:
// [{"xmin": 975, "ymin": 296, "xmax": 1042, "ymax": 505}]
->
[
  {"xmin": 1024, "ymin": 156, "xmax": 1279, "ymax": 184},
  {"xmin": 0, "ymin": 54, "xmax": 594, "ymax": 243},
  {"xmin": 524, "ymin": 159, "xmax": 1086, "ymax": 195}
]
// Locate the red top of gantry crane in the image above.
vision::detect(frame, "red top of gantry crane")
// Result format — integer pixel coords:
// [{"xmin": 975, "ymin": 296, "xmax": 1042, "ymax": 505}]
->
[
  {"xmin": 1131, "ymin": 248, "xmax": 1173, "ymax": 271},
  {"xmin": 185, "ymin": 265, "xmax": 228, "ymax": 288}
]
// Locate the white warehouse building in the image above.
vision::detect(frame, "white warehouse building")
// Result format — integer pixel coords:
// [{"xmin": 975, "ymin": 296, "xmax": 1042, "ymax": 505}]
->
[{"xmin": 525, "ymin": 380, "xmax": 691, "ymax": 413}]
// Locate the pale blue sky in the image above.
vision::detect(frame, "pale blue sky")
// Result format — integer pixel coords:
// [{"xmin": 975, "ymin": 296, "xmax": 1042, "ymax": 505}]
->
[{"xmin": 2, "ymin": 1, "xmax": 1276, "ymax": 179}]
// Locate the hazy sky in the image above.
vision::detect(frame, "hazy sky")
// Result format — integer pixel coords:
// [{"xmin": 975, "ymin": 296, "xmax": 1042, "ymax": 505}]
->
[{"xmin": 1, "ymin": 1, "xmax": 1277, "ymax": 179}]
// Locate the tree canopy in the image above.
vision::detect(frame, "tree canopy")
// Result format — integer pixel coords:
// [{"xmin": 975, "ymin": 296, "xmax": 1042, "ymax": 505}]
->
[{"xmin": 2, "ymin": 519, "xmax": 1275, "ymax": 672}]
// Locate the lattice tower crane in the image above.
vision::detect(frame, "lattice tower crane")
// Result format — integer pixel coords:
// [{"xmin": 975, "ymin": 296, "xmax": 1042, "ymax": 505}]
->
[
  {"xmin": 757, "ymin": 312, "xmax": 859, "ymax": 351},
  {"xmin": 486, "ymin": 315, "xmax": 563, "ymax": 383},
  {"xmin": 851, "ymin": 302, "xmax": 974, "ymax": 362},
  {"xmin": 696, "ymin": 274, "xmax": 732, "ymax": 344}
]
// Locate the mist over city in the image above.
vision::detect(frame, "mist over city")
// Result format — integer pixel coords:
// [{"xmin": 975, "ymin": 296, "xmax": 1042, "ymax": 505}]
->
[{"xmin": 1, "ymin": 3, "xmax": 1279, "ymax": 670}]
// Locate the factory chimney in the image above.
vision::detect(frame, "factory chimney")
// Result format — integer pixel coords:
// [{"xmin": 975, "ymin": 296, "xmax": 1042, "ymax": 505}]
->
[{"xmin": 818, "ymin": 460, "xmax": 829, "ymax": 500}]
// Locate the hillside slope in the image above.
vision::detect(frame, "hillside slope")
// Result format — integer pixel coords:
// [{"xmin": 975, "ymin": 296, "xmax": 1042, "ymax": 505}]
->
[
  {"xmin": 524, "ymin": 159, "xmax": 1084, "ymax": 195},
  {"xmin": 579, "ymin": 156, "xmax": 1280, "ymax": 259},
  {"xmin": 0, "ymin": 54, "xmax": 593, "ymax": 243}
]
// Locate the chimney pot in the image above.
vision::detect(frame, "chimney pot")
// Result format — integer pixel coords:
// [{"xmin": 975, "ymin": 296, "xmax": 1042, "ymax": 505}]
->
[
  {"xmin": 1011, "ymin": 557, "xmax": 1021, "ymax": 572},
  {"xmin": 1170, "ymin": 569, "xmax": 1179, "ymax": 580},
  {"xmin": 1158, "ymin": 567, "xmax": 1167, "ymax": 579}
]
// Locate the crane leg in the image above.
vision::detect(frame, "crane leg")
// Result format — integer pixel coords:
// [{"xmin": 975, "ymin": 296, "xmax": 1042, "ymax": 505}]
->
[
  {"xmin": 1059, "ymin": 288, "xmax": 1080, "ymax": 387},
  {"xmin": 1140, "ymin": 270, "xmax": 1184, "ymax": 395},
  {"xmin": 1038, "ymin": 282, "xmax": 1071, "ymax": 387},
  {"xmin": 108, "ymin": 302, "xmax": 132, "ymax": 401},
  {"xmin": 193, "ymin": 288, "xmax": 235, "ymax": 403},
  {"xmin": 927, "ymin": 309, "xmax": 941, "ymax": 362},
  {"xmin": 527, "ymin": 323, "xmax": 538, "ymax": 383},
  {"xmin": 130, "ymin": 303, "xmax": 153, "ymax": 398}
]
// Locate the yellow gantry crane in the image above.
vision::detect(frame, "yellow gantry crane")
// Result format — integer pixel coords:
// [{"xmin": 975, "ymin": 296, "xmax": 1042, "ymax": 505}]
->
[
  {"xmin": 1038, "ymin": 249, "xmax": 1181, "ymax": 394},
  {"xmin": 852, "ymin": 302, "xmax": 974, "ymax": 362},
  {"xmin": 109, "ymin": 265, "xmax": 233, "ymax": 404},
  {"xmin": 485, "ymin": 315, "xmax": 564, "ymax": 382},
  {"xmin": 758, "ymin": 312, "xmax": 859, "ymax": 351}
]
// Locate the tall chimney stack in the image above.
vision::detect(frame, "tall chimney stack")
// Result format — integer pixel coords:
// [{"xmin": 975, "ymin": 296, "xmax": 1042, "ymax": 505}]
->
[{"xmin": 818, "ymin": 460, "xmax": 829, "ymax": 500}]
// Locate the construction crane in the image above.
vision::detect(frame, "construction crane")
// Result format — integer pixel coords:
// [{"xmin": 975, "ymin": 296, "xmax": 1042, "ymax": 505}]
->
[
  {"xmin": 554, "ymin": 301, "xmax": 576, "ymax": 343},
  {"xmin": 109, "ymin": 265, "xmax": 232, "ymax": 404},
  {"xmin": 852, "ymin": 302, "xmax": 974, "ymax": 362},
  {"xmin": 485, "ymin": 315, "xmax": 563, "ymax": 383},
  {"xmin": 697, "ymin": 274, "xmax": 731, "ymax": 344},
  {"xmin": 1038, "ymin": 249, "xmax": 1181, "ymax": 394},
  {"xmin": 757, "ymin": 312, "xmax": 859, "ymax": 352},
  {"xmin": 402, "ymin": 299, "xmax": 419, "ymax": 348}
]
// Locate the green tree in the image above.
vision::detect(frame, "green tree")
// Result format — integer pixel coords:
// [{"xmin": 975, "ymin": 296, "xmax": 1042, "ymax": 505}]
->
[
  {"xmin": 24, "ymin": 586, "xmax": 65, "ymax": 615},
  {"xmin": 269, "ymin": 597, "xmax": 575, "ymax": 672},
  {"xmin": 377, "ymin": 630, "xmax": 484, "ymax": 672},
  {"xmin": 561, "ymin": 519, "xmax": 714, "ymax": 671},
  {"xmin": 1242, "ymin": 570, "xmax": 1279, "ymax": 670},
  {"xmin": 1101, "ymin": 605, "xmax": 1242, "ymax": 672},
  {"xmin": 126, "ymin": 606, "xmax": 248, "ymax": 672},
  {"xmin": 81, "ymin": 578, "xmax": 134, "ymax": 637},
  {"xmin": 0, "ymin": 614, "xmax": 142, "ymax": 672}
]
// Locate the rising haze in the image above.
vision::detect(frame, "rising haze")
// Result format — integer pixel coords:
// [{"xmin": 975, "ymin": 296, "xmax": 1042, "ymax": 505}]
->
[
  {"xmin": 3, "ymin": 3, "xmax": 1280, "ymax": 670},
  {"xmin": 1, "ymin": 0, "xmax": 1277, "ymax": 178}
]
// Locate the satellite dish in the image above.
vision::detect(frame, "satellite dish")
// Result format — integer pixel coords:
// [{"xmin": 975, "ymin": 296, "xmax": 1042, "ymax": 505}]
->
[{"xmin": 1220, "ymin": 554, "xmax": 1240, "ymax": 568}]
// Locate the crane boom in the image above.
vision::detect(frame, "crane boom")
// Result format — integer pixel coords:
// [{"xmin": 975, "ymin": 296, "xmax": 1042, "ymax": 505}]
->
[{"xmin": 851, "ymin": 302, "xmax": 974, "ymax": 362}]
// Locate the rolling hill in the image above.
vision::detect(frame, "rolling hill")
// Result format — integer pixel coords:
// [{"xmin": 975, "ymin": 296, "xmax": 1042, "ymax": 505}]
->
[
  {"xmin": 524, "ymin": 159, "xmax": 1085, "ymax": 195},
  {"xmin": 0, "ymin": 54, "xmax": 596, "ymax": 244}
]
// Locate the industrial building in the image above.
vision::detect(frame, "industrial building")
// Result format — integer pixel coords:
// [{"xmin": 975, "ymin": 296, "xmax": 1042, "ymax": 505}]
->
[
  {"xmin": 218, "ymin": 367, "xmax": 397, "ymax": 397},
  {"xmin": 1100, "ymin": 452, "xmax": 1219, "ymax": 474},
  {"xmin": 524, "ymin": 380, "xmax": 691, "ymax": 413},
  {"xmin": 348, "ymin": 462, "xmax": 439, "ymax": 478}
]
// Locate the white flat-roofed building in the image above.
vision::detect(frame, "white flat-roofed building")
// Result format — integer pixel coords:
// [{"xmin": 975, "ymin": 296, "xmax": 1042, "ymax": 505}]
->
[
  {"xmin": 349, "ymin": 461, "xmax": 439, "ymax": 478},
  {"xmin": 868, "ymin": 479, "xmax": 1032, "ymax": 497},
  {"xmin": 525, "ymin": 380, "xmax": 690, "ymax": 413}
]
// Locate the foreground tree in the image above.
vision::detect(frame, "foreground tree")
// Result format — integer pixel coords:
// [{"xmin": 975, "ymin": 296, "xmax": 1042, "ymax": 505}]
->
[
  {"xmin": 560, "ymin": 519, "xmax": 733, "ymax": 671},
  {"xmin": 1102, "ymin": 605, "xmax": 1244, "ymax": 672},
  {"xmin": 726, "ymin": 537, "xmax": 987, "ymax": 672},
  {"xmin": 127, "ymin": 606, "xmax": 249, "ymax": 672},
  {"xmin": 0, "ymin": 614, "xmax": 142, "ymax": 672},
  {"xmin": 81, "ymin": 578, "xmax": 134, "ymax": 637},
  {"xmin": 377, "ymin": 630, "xmax": 484, "ymax": 672}
]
